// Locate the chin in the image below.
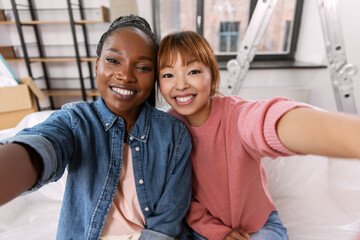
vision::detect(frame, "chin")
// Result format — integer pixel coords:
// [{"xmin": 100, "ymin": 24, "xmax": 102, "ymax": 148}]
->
[{"xmin": 173, "ymin": 107, "xmax": 194, "ymax": 117}]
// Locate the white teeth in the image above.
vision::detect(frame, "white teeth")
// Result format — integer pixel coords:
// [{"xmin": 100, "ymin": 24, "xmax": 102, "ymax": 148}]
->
[
  {"xmin": 112, "ymin": 87, "xmax": 135, "ymax": 96},
  {"xmin": 176, "ymin": 95, "xmax": 194, "ymax": 102}
]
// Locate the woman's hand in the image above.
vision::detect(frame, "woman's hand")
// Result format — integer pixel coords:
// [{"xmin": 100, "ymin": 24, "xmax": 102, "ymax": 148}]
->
[{"xmin": 224, "ymin": 229, "xmax": 250, "ymax": 240}]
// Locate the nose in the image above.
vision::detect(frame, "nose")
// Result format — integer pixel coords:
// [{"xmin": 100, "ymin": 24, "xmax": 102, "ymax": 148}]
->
[
  {"xmin": 115, "ymin": 66, "xmax": 135, "ymax": 83},
  {"xmin": 175, "ymin": 76, "xmax": 189, "ymax": 91}
]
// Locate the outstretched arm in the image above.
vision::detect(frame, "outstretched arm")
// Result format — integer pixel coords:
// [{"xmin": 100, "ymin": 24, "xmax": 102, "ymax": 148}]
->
[
  {"xmin": 0, "ymin": 143, "xmax": 41, "ymax": 206},
  {"xmin": 277, "ymin": 107, "xmax": 360, "ymax": 158}
]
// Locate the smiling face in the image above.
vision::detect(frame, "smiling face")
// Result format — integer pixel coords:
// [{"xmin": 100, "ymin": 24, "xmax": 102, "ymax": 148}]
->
[
  {"xmin": 95, "ymin": 27, "xmax": 156, "ymax": 121},
  {"xmin": 159, "ymin": 54, "xmax": 213, "ymax": 127}
]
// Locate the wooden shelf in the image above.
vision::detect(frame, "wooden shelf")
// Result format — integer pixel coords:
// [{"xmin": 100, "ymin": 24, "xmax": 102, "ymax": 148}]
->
[
  {"xmin": 0, "ymin": 20, "xmax": 105, "ymax": 25},
  {"xmin": 0, "ymin": 6, "xmax": 109, "ymax": 25},
  {"xmin": 2, "ymin": 2, "xmax": 106, "ymax": 109},
  {"xmin": 5, "ymin": 57, "xmax": 96, "ymax": 63},
  {"xmin": 3, "ymin": 58, "xmax": 24, "ymax": 63},
  {"xmin": 42, "ymin": 89, "xmax": 99, "ymax": 97},
  {"xmin": 0, "ymin": 21, "xmax": 15, "ymax": 24}
]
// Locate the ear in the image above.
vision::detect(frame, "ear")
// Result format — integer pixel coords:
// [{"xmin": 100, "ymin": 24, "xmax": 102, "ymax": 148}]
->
[
  {"xmin": 95, "ymin": 57, "xmax": 99, "ymax": 76},
  {"xmin": 210, "ymin": 82, "xmax": 216, "ymax": 96}
]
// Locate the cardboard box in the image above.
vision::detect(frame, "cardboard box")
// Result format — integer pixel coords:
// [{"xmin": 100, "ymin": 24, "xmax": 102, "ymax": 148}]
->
[
  {"xmin": 0, "ymin": 46, "xmax": 16, "ymax": 59},
  {"xmin": 0, "ymin": 10, "xmax": 6, "ymax": 21},
  {"xmin": 108, "ymin": 0, "xmax": 137, "ymax": 22},
  {"xmin": 0, "ymin": 77, "xmax": 44, "ymax": 130}
]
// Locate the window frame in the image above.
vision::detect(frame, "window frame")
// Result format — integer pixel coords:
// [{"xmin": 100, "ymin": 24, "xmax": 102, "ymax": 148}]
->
[
  {"xmin": 219, "ymin": 21, "xmax": 241, "ymax": 52},
  {"xmin": 152, "ymin": 0, "xmax": 304, "ymax": 63}
]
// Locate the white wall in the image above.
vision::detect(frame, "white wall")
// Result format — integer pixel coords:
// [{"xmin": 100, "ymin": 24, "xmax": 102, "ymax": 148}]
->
[{"xmin": 1, "ymin": 0, "xmax": 360, "ymax": 113}]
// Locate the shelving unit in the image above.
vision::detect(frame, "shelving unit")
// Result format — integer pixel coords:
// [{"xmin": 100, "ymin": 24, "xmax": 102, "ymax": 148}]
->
[
  {"xmin": 0, "ymin": 5, "xmax": 108, "ymax": 24},
  {"xmin": 0, "ymin": 0, "xmax": 109, "ymax": 109}
]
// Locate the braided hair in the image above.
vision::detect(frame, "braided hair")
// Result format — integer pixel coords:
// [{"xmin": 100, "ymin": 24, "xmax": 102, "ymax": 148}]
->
[
  {"xmin": 96, "ymin": 14, "xmax": 158, "ymax": 106},
  {"xmin": 96, "ymin": 14, "xmax": 158, "ymax": 57}
]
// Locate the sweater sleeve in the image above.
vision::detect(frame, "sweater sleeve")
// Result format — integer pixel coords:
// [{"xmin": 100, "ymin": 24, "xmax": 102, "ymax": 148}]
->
[
  {"xmin": 263, "ymin": 99, "xmax": 310, "ymax": 154},
  {"xmin": 186, "ymin": 196, "xmax": 232, "ymax": 240},
  {"xmin": 234, "ymin": 97, "xmax": 308, "ymax": 159}
]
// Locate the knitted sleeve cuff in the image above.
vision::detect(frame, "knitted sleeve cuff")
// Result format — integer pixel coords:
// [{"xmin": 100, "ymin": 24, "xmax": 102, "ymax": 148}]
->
[{"xmin": 263, "ymin": 100, "xmax": 311, "ymax": 155}]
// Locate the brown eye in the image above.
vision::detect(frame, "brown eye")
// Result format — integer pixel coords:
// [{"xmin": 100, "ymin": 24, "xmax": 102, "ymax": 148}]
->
[
  {"xmin": 189, "ymin": 70, "xmax": 200, "ymax": 75},
  {"xmin": 137, "ymin": 66, "xmax": 152, "ymax": 71},
  {"xmin": 162, "ymin": 73, "xmax": 173, "ymax": 78},
  {"xmin": 106, "ymin": 57, "xmax": 118, "ymax": 63}
]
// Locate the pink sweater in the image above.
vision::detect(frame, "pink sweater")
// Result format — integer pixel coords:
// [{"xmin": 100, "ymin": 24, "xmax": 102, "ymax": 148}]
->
[{"xmin": 169, "ymin": 96, "xmax": 304, "ymax": 240}]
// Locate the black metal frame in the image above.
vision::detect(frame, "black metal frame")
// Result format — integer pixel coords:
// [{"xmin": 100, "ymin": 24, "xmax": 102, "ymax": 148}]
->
[
  {"xmin": 196, "ymin": 0, "xmax": 204, "ymax": 35},
  {"xmin": 253, "ymin": 0, "xmax": 304, "ymax": 61},
  {"xmin": 67, "ymin": 0, "xmax": 97, "ymax": 101},
  {"xmin": 10, "ymin": 0, "xmax": 96, "ymax": 109},
  {"xmin": 10, "ymin": 0, "xmax": 55, "ymax": 109},
  {"xmin": 78, "ymin": 0, "xmax": 96, "ymax": 101},
  {"xmin": 67, "ymin": 0, "xmax": 86, "ymax": 101}
]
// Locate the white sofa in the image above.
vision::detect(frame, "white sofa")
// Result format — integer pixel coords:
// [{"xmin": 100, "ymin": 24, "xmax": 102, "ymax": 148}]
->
[{"xmin": 0, "ymin": 111, "xmax": 360, "ymax": 240}]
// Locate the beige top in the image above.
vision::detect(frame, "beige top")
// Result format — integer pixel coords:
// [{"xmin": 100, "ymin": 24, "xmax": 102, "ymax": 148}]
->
[{"xmin": 101, "ymin": 143, "xmax": 145, "ymax": 238}]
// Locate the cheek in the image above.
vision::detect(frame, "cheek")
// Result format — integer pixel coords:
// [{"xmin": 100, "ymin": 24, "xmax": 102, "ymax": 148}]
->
[
  {"xmin": 138, "ymin": 72, "xmax": 155, "ymax": 88},
  {"xmin": 192, "ymin": 75, "xmax": 211, "ymax": 93},
  {"xmin": 159, "ymin": 80, "xmax": 171, "ymax": 98},
  {"xmin": 96, "ymin": 60, "xmax": 106, "ymax": 74},
  {"xmin": 200, "ymin": 74, "xmax": 212, "ymax": 92},
  {"xmin": 96, "ymin": 76, "xmax": 105, "ymax": 90}
]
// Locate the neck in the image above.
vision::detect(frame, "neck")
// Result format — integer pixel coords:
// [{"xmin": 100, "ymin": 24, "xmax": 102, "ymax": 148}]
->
[
  {"xmin": 120, "ymin": 109, "xmax": 140, "ymax": 142},
  {"xmin": 124, "ymin": 113, "xmax": 137, "ymax": 131}
]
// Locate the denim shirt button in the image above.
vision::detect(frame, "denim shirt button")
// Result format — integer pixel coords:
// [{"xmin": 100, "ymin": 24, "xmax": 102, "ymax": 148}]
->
[
  {"xmin": 129, "ymin": 135, "xmax": 134, "ymax": 140},
  {"xmin": 144, "ymin": 207, "xmax": 149, "ymax": 211},
  {"xmin": 139, "ymin": 179, "xmax": 144, "ymax": 184},
  {"xmin": 105, "ymin": 123, "xmax": 109, "ymax": 127},
  {"xmin": 140, "ymin": 135, "xmax": 145, "ymax": 140},
  {"xmin": 135, "ymin": 146, "xmax": 140, "ymax": 151}
]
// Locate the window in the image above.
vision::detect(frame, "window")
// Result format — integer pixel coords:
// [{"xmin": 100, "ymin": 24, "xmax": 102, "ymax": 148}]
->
[
  {"xmin": 152, "ymin": 0, "xmax": 304, "ymax": 62},
  {"xmin": 219, "ymin": 21, "xmax": 240, "ymax": 52}
]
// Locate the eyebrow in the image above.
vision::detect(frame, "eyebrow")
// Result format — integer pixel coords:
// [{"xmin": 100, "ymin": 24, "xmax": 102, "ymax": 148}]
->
[
  {"xmin": 106, "ymin": 48, "xmax": 154, "ymax": 62},
  {"xmin": 186, "ymin": 59, "xmax": 197, "ymax": 66}
]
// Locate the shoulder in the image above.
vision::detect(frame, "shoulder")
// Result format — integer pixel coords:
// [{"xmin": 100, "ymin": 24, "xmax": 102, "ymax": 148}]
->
[
  {"xmin": 55, "ymin": 101, "xmax": 100, "ymax": 128},
  {"xmin": 151, "ymin": 106, "xmax": 184, "ymax": 124},
  {"xmin": 60, "ymin": 101, "xmax": 97, "ymax": 117},
  {"xmin": 213, "ymin": 95, "xmax": 247, "ymax": 109},
  {"xmin": 211, "ymin": 95, "xmax": 249, "ymax": 118},
  {"xmin": 167, "ymin": 108, "xmax": 184, "ymax": 121},
  {"xmin": 150, "ymin": 107, "xmax": 190, "ymax": 137},
  {"xmin": 220, "ymin": 95, "xmax": 299, "ymax": 113},
  {"xmin": 61, "ymin": 101, "xmax": 92, "ymax": 111}
]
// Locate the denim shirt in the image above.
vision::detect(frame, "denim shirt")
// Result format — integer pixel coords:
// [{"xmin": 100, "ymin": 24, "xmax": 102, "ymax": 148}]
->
[{"xmin": 1, "ymin": 98, "xmax": 192, "ymax": 240}]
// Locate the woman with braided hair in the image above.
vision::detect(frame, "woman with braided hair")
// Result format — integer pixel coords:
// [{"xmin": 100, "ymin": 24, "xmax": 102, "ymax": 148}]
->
[{"xmin": 0, "ymin": 15, "xmax": 192, "ymax": 240}]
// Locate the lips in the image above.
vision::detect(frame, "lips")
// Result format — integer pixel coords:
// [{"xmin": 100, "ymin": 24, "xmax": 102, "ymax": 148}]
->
[
  {"xmin": 111, "ymin": 86, "xmax": 136, "ymax": 96},
  {"xmin": 176, "ymin": 95, "xmax": 194, "ymax": 102},
  {"xmin": 173, "ymin": 94, "xmax": 196, "ymax": 105}
]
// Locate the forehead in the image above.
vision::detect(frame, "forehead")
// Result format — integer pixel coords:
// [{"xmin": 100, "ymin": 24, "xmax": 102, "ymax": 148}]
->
[
  {"xmin": 103, "ymin": 28, "xmax": 155, "ymax": 55},
  {"xmin": 162, "ymin": 50, "xmax": 200, "ymax": 68}
]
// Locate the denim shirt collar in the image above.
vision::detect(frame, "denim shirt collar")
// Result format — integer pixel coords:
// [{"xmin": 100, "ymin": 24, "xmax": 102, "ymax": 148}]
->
[{"xmin": 94, "ymin": 97, "xmax": 151, "ymax": 143}]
